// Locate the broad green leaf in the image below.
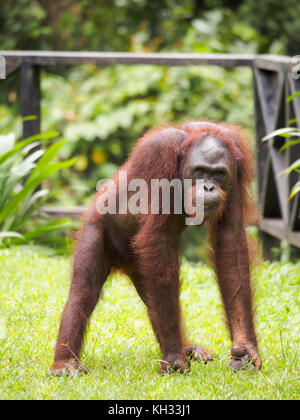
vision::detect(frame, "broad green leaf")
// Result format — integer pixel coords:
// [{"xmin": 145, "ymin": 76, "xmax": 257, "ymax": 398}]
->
[
  {"xmin": 262, "ymin": 128, "xmax": 296, "ymax": 142},
  {"xmin": 280, "ymin": 139, "xmax": 300, "ymax": 151},
  {"xmin": 289, "ymin": 181, "xmax": 300, "ymax": 199},
  {"xmin": 23, "ymin": 131, "xmax": 60, "ymax": 142},
  {"xmin": 277, "ymin": 131, "xmax": 300, "ymax": 138},
  {"xmin": 22, "ymin": 115, "xmax": 38, "ymax": 122},
  {"xmin": 280, "ymin": 158, "xmax": 300, "ymax": 175},
  {"xmin": 0, "ymin": 133, "xmax": 15, "ymax": 156},
  {"xmin": 10, "ymin": 189, "xmax": 50, "ymax": 231},
  {"xmin": 0, "ymin": 132, "xmax": 58, "ymax": 166},
  {"xmin": 287, "ymin": 91, "xmax": 300, "ymax": 102},
  {"xmin": 22, "ymin": 219, "xmax": 76, "ymax": 240},
  {"xmin": 10, "ymin": 149, "xmax": 45, "ymax": 177},
  {"xmin": 0, "ymin": 232, "xmax": 24, "ymax": 239},
  {"xmin": 0, "ymin": 158, "xmax": 75, "ymax": 223},
  {"xmin": 32, "ymin": 139, "xmax": 67, "ymax": 174},
  {"xmin": 37, "ymin": 236, "xmax": 74, "ymax": 245},
  {"xmin": 23, "ymin": 141, "xmax": 40, "ymax": 155},
  {"xmin": 288, "ymin": 118, "xmax": 298, "ymax": 125}
]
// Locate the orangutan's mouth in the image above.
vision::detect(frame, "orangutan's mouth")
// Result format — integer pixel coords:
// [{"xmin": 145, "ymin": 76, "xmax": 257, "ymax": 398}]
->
[{"xmin": 204, "ymin": 203, "xmax": 219, "ymax": 211}]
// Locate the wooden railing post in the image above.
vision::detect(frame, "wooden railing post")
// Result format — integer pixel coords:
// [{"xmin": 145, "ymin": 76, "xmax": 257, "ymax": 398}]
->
[
  {"xmin": 20, "ymin": 62, "xmax": 41, "ymax": 139},
  {"xmin": 253, "ymin": 57, "xmax": 300, "ymax": 258}
]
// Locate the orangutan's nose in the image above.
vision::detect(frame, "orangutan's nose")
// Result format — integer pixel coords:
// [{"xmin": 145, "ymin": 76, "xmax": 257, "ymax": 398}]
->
[
  {"xmin": 202, "ymin": 183, "xmax": 221, "ymax": 209},
  {"xmin": 204, "ymin": 183, "xmax": 216, "ymax": 193}
]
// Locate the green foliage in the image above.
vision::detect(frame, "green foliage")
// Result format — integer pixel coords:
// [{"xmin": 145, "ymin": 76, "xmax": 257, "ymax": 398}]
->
[
  {"xmin": 0, "ymin": 0, "xmax": 293, "ymax": 53},
  {"xmin": 0, "ymin": 0, "xmax": 194, "ymax": 52},
  {"xmin": 0, "ymin": 249, "xmax": 299, "ymax": 399},
  {"xmin": 0, "ymin": 132, "xmax": 76, "ymax": 252},
  {"xmin": 0, "ymin": 0, "xmax": 49, "ymax": 50},
  {"xmin": 240, "ymin": 0, "xmax": 300, "ymax": 55}
]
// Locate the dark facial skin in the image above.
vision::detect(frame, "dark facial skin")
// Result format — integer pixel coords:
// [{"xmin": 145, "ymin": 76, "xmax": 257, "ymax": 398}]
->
[{"xmin": 182, "ymin": 136, "xmax": 232, "ymax": 218}]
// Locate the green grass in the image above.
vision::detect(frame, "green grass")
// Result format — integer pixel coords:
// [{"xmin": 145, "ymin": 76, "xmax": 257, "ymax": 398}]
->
[{"xmin": 0, "ymin": 248, "xmax": 299, "ymax": 400}]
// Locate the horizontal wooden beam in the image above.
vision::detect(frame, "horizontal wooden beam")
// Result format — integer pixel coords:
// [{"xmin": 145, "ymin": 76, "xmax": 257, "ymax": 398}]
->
[
  {"xmin": 40, "ymin": 206, "xmax": 86, "ymax": 220},
  {"xmin": 0, "ymin": 51, "xmax": 291, "ymax": 76},
  {"xmin": 260, "ymin": 217, "xmax": 300, "ymax": 247},
  {"xmin": 1, "ymin": 51, "xmax": 256, "ymax": 68},
  {"xmin": 41, "ymin": 208, "xmax": 300, "ymax": 247},
  {"xmin": 5, "ymin": 56, "xmax": 22, "ymax": 75},
  {"xmin": 259, "ymin": 218, "xmax": 287, "ymax": 240},
  {"xmin": 253, "ymin": 55, "xmax": 292, "ymax": 72}
]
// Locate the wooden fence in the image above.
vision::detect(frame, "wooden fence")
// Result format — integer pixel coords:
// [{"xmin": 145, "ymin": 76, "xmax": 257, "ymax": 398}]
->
[{"xmin": 1, "ymin": 51, "xmax": 299, "ymax": 255}]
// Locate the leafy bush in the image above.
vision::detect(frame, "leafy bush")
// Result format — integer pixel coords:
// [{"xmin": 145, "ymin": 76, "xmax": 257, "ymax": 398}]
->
[
  {"xmin": 0, "ymin": 0, "xmax": 293, "ymax": 53},
  {"xmin": 0, "ymin": 131, "xmax": 76, "ymax": 253}
]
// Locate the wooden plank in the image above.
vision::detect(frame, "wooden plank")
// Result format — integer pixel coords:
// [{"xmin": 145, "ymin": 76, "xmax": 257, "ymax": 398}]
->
[
  {"xmin": 253, "ymin": 69, "xmax": 268, "ymax": 198},
  {"xmin": 261, "ymin": 155, "xmax": 282, "ymax": 219},
  {"xmin": 40, "ymin": 205, "xmax": 300, "ymax": 247},
  {"xmin": 290, "ymin": 193, "xmax": 300, "ymax": 231},
  {"xmin": 0, "ymin": 51, "xmax": 255, "ymax": 67},
  {"xmin": 20, "ymin": 63, "xmax": 41, "ymax": 139},
  {"xmin": 40, "ymin": 206, "xmax": 86, "ymax": 220},
  {"xmin": 259, "ymin": 218, "xmax": 287, "ymax": 240},
  {"xmin": 259, "ymin": 218, "xmax": 300, "ymax": 248},
  {"xmin": 1, "ymin": 51, "xmax": 292, "ymax": 71},
  {"xmin": 269, "ymin": 148, "xmax": 289, "ymax": 223},
  {"xmin": 254, "ymin": 68, "xmax": 284, "ymax": 133},
  {"xmin": 254, "ymin": 55, "xmax": 292, "ymax": 72},
  {"xmin": 3, "ymin": 56, "xmax": 22, "ymax": 75}
]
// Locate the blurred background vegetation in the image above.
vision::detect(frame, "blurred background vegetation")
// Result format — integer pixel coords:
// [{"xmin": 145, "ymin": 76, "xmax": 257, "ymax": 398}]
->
[{"xmin": 0, "ymin": 0, "xmax": 298, "ymax": 259}]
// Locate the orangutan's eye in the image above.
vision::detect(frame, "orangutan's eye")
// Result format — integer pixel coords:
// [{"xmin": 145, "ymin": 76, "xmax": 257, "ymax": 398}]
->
[
  {"xmin": 194, "ymin": 166, "xmax": 205, "ymax": 176},
  {"xmin": 215, "ymin": 169, "xmax": 226, "ymax": 178}
]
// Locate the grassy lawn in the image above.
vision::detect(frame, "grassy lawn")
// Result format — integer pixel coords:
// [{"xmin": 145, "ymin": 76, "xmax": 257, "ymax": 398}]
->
[{"xmin": 0, "ymin": 248, "xmax": 299, "ymax": 400}]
